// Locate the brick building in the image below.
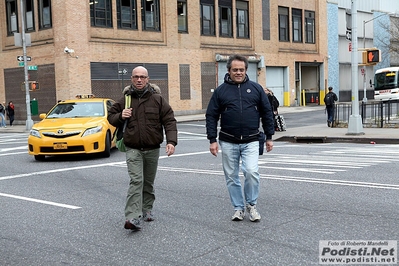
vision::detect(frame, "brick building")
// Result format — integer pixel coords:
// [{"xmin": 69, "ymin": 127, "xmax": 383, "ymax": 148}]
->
[{"xmin": 0, "ymin": 0, "xmax": 328, "ymax": 123}]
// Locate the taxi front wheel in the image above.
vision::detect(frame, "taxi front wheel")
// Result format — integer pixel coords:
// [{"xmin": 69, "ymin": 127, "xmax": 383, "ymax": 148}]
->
[{"xmin": 102, "ymin": 132, "xmax": 111, "ymax": 158}]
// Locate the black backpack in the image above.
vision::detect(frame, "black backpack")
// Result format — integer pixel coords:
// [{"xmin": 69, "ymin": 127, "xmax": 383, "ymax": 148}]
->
[{"xmin": 325, "ymin": 93, "xmax": 334, "ymax": 106}]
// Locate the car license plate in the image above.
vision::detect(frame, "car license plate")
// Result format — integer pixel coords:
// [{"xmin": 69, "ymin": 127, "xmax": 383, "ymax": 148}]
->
[
  {"xmin": 380, "ymin": 89, "xmax": 391, "ymax": 94},
  {"xmin": 53, "ymin": 143, "xmax": 67, "ymax": 149}
]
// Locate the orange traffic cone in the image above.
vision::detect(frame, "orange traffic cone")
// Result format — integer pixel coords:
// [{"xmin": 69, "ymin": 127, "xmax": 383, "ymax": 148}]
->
[
  {"xmin": 316, "ymin": 96, "xmax": 319, "ymax": 104},
  {"xmin": 311, "ymin": 95, "xmax": 314, "ymax": 103}
]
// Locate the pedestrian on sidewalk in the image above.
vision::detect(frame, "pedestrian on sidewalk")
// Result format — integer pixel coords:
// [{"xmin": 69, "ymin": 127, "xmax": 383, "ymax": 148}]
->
[
  {"xmin": 263, "ymin": 87, "xmax": 279, "ymax": 115},
  {"xmin": 6, "ymin": 101, "xmax": 15, "ymax": 127},
  {"xmin": 108, "ymin": 66, "xmax": 177, "ymax": 231},
  {"xmin": 0, "ymin": 102, "xmax": 7, "ymax": 128},
  {"xmin": 206, "ymin": 54, "xmax": 275, "ymax": 222},
  {"xmin": 263, "ymin": 87, "xmax": 280, "ymax": 130},
  {"xmin": 324, "ymin": 87, "xmax": 338, "ymax": 127}
]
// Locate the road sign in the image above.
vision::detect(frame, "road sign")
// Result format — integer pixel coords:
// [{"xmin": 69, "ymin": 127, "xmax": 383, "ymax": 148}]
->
[
  {"xmin": 28, "ymin": 65, "xmax": 38, "ymax": 71},
  {"xmin": 118, "ymin": 68, "xmax": 128, "ymax": 75},
  {"xmin": 346, "ymin": 30, "xmax": 351, "ymax": 41},
  {"xmin": 17, "ymin": 56, "xmax": 31, "ymax": 61},
  {"xmin": 19, "ymin": 62, "xmax": 24, "ymax": 67}
]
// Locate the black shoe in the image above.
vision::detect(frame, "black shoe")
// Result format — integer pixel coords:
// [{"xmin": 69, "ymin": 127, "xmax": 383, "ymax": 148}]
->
[
  {"xmin": 327, "ymin": 121, "xmax": 331, "ymax": 127},
  {"xmin": 124, "ymin": 218, "xmax": 142, "ymax": 230}
]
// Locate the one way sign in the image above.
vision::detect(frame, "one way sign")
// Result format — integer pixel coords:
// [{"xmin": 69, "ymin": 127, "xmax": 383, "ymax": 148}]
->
[{"xmin": 17, "ymin": 56, "xmax": 31, "ymax": 61}]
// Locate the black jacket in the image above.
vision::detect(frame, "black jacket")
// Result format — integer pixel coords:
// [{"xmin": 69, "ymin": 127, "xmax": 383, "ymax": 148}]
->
[
  {"xmin": 267, "ymin": 94, "xmax": 279, "ymax": 113},
  {"xmin": 206, "ymin": 73, "xmax": 275, "ymax": 144},
  {"xmin": 324, "ymin": 91, "xmax": 338, "ymax": 106}
]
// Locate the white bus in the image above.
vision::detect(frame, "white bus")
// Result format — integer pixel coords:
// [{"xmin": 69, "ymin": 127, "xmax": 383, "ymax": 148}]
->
[{"xmin": 373, "ymin": 67, "xmax": 399, "ymax": 101}]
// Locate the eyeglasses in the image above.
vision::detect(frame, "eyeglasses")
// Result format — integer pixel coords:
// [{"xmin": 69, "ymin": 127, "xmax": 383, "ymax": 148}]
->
[{"xmin": 132, "ymin": 75, "xmax": 148, "ymax": 80}]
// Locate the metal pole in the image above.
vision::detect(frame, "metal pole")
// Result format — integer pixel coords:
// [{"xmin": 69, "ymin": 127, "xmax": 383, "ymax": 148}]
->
[
  {"xmin": 20, "ymin": 0, "xmax": 34, "ymax": 130},
  {"xmin": 362, "ymin": 20, "xmax": 367, "ymax": 103},
  {"xmin": 347, "ymin": 0, "xmax": 364, "ymax": 135},
  {"xmin": 363, "ymin": 20, "xmax": 366, "ymax": 48}
]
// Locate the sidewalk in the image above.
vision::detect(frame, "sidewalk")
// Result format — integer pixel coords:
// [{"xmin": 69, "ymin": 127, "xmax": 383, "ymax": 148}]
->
[{"xmin": 1, "ymin": 106, "xmax": 398, "ymax": 144}]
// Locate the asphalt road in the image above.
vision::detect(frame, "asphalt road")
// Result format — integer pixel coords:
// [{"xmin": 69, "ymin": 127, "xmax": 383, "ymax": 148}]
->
[{"xmin": 1, "ymin": 114, "xmax": 399, "ymax": 265}]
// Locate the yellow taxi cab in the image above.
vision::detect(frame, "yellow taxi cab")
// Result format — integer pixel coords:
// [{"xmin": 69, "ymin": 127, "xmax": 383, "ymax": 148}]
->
[{"xmin": 28, "ymin": 94, "xmax": 116, "ymax": 161}]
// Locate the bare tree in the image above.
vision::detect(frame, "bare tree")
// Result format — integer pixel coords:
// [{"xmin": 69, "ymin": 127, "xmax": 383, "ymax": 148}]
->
[{"xmin": 377, "ymin": 16, "xmax": 399, "ymax": 66}]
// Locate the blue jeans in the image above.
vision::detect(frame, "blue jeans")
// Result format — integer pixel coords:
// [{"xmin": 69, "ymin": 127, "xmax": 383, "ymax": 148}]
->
[
  {"xmin": 219, "ymin": 140, "xmax": 260, "ymax": 210},
  {"xmin": 0, "ymin": 113, "xmax": 6, "ymax": 127},
  {"xmin": 326, "ymin": 105, "xmax": 335, "ymax": 123}
]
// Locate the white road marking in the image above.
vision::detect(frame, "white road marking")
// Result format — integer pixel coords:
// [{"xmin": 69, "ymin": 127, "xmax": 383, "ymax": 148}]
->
[
  {"xmin": 261, "ymin": 160, "xmax": 364, "ymax": 169},
  {"xmin": 0, "ymin": 146, "xmax": 27, "ymax": 152},
  {"xmin": 0, "ymin": 161, "xmax": 126, "ymax": 181},
  {"xmin": 0, "ymin": 151, "xmax": 26, "ymax": 156},
  {"xmin": 178, "ymin": 131, "xmax": 207, "ymax": 137},
  {"xmin": 2, "ymin": 146, "xmax": 399, "ymax": 209},
  {"xmin": 261, "ymin": 174, "xmax": 399, "ymax": 190},
  {"xmin": 0, "ymin": 192, "xmax": 81, "ymax": 209},
  {"xmin": 157, "ymin": 166, "xmax": 399, "ymax": 191}
]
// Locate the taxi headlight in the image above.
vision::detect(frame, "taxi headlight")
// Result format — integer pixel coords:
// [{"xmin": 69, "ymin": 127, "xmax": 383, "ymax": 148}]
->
[
  {"xmin": 82, "ymin": 125, "xmax": 103, "ymax": 137},
  {"xmin": 29, "ymin": 129, "xmax": 41, "ymax": 138}
]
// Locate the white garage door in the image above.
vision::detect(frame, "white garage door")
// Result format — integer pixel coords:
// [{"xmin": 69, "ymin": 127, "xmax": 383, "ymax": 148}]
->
[{"xmin": 266, "ymin": 67, "xmax": 284, "ymax": 105}]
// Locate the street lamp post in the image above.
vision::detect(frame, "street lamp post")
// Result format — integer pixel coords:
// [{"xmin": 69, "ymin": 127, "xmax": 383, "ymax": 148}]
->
[
  {"xmin": 362, "ymin": 12, "xmax": 394, "ymax": 103},
  {"xmin": 20, "ymin": 0, "xmax": 34, "ymax": 130},
  {"xmin": 347, "ymin": 0, "xmax": 364, "ymax": 135}
]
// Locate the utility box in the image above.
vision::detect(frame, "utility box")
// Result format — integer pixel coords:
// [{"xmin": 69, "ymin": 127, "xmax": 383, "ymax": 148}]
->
[{"xmin": 30, "ymin": 99, "xmax": 38, "ymax": 115}]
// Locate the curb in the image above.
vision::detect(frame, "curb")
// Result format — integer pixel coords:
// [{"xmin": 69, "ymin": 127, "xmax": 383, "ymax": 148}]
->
[{"xmin": 275, "ymin": 135, "xmax": 399, "ymax": 144}]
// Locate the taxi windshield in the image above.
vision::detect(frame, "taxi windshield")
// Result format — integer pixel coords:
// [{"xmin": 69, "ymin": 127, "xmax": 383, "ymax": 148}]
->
[{"xmin": 47, "ymin": 102, "xmax": 104, "ymax": 118}]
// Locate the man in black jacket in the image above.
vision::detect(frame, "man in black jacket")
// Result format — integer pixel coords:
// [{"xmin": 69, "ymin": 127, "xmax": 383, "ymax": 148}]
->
[
  {"xmin": 206, "ymin": 54, "xmax": 274, "ymax": 222},
  {"xmin": 324, "ymin": 86, "xmax": 338, "ymax": 127},
  {"xmin": 108, "ymin": 66, "xmax": 177, "ymax": 231}
]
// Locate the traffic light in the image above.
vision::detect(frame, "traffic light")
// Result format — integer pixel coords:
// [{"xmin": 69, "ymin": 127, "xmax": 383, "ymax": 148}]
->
[
  {"xmin": 29, "ymin": 81, "xmax": 39, "ymax": 91},
  {"xmin": 21, "ymin": 81, "xmax": 40, "ymax": 91},
  {"xmin": 366, "ymin": 49, "xmax": 381, "ymax": 64}
]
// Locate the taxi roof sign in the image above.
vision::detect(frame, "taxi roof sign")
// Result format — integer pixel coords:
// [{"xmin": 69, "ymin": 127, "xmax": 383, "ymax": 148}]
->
[{"xmin": 76, "ymin": 94, "xmax": 95, "ymax": 99}]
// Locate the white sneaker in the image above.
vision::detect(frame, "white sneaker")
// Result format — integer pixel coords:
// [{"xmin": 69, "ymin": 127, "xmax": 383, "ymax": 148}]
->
[
  {"xmin": 231, "ymin": 210, "xmax": 245, "ymax": 221},
  {"xmin": 246, "ymin": 205, "xmax": 261, "ymax": 222}
]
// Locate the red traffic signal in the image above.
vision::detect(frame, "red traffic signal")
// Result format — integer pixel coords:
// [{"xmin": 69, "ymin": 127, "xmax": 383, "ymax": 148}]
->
[
  {"xmin": 30, "ymin": 81, "xmax": 39, "ymax": 91},
  {"xmin": 366, "ymin": 49, "xmax": 381, "ymax": 64},
  {"xmin": 21, "ymin": 81, "xmax": 40, "ymax": 91}
]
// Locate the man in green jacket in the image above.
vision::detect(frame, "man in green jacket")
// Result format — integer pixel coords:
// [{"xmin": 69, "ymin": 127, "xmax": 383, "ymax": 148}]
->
[{"xmin": 108, "ymin": 66, "xmax": 177, "ymax": 231}]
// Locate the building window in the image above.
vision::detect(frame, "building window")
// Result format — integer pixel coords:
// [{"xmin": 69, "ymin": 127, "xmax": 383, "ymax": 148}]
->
[
  {"xmin": 141, "ymin": 0, "xmax": 160, "ymax": 31},
  {"xmin": 38, "ymin": 0, "xmax": 51, "ymax": 29},
  {"xmin": 179, "ymin": 64, "xmax": 191, "ymax": 100},
  {"xmin": 6, "ymin": 0, "xmax": 18, "ymax": 35},
  {"xmin": 178, "ymin": 0, "xmax": 187, "ymax": 32},
  {"xmin": 201, "ymin": 0, "xmax": 215, "ymax": 36},
  {"xmin": 236, "ymin": 1, "xmax": 249, "ymax": 38},
  {"xmin": 90, "ymin": 0, "xmax": 112, "ymax": 27},
  {"xmin": 117, "ymin": 0, "xmax": 137, "ymax": 29},
  {"xmin": 219, "ymin": 0, "xmax": 232, "ymax": 37},
  {"xmin": 278, "ymin": 6, "xmax": 289, "ymax": 42},
  {"xmin": 305, "ymin": 10, "xmax": 315, "ymax": 43},
  {"xmin": 292, "ymin": 8, "xmax": 302, "ymax": 42},
  {"xmin": 24, "ymin": 0, "xmax": 35, "ymax": 31}
]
